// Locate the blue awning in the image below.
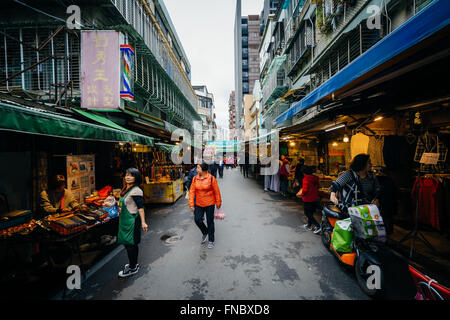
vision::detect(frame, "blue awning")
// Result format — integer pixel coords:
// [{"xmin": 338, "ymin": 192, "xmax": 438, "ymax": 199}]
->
[{"xmin": 274, "ymin": 0, "xmax": 450, "ymax": 127}]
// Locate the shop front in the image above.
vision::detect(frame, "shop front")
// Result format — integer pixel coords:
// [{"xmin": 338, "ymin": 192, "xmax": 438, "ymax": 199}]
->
[
  {"xmin": 274, "ymin": 5, "xmax": 450, "ymax": 290},
  {"xmin": 0, "ymin": 101, "xmax": 156, "ymax": 298}
]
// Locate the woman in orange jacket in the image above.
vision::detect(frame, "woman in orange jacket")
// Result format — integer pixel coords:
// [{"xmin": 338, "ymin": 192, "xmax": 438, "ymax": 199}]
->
[{"xmin": 189, "ymin": 162, "xmax": 222, "ymax": 249}]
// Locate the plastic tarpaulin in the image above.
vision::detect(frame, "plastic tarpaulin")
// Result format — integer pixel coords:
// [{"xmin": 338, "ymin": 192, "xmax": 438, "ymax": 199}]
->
[
  {"xmin": 275, "ymin": 0, "xmax": 450, "ymax": 126},
  {"xmin": 0, "ymin": 101, "xmax": 154, "ymax": 146}
]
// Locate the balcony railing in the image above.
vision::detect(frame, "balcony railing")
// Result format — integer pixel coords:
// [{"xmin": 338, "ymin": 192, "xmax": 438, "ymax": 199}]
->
[
  {"xmin": 110, "ymin": 0, "xmax": 197, "ymax": 110},
  {"xmin": 262, "ymin": 54, "xmax": 288, "ymax": 107}
]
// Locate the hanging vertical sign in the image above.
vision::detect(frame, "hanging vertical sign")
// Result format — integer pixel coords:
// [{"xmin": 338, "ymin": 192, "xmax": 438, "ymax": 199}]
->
[
  {"xmin": 120, "ymin": 44, "xmax": 135, "ymax": 101},
  {"xmin": 81, "ymin": 30, "xmax": 121, "ymax": 110}
]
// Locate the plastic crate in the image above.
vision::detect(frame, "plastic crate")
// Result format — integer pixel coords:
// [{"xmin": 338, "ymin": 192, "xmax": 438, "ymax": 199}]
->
[{"xmin": 49, "ymin": 216, "xmax": 87, "ymax": 236}]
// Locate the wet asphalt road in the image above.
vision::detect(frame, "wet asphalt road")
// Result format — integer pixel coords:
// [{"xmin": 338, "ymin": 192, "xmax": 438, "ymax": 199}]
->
[{"xmin": 66, "ymin": 168, "xmax": 368, "ymax": 300}]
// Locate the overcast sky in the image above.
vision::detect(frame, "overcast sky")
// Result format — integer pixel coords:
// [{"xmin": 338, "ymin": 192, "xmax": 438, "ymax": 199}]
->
[{"xmin": 163, "ymin": 0, "xmax": 265, "ymax": 132}]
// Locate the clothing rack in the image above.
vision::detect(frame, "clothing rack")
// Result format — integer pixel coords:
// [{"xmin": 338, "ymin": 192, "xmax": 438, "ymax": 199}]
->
[
  {"xmin": 422, "ymin": 174, "xmax": 450, "ymax": 178},
  {"xmin": 400, "ymin": 167, "xmax": 439, "ymax": 258}
]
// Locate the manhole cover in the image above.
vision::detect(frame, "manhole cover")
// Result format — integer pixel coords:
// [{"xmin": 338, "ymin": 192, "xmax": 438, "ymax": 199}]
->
[
  {"xmin": 160, "ymin": 234, "xmax": 172, "ymax": 241},
  {"xmin": 164, "ymin": 236, "xmax": 181, "ymax": 244}
]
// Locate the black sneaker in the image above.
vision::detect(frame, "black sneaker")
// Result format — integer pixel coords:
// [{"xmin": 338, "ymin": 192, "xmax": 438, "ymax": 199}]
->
[
  {"xmin": 313, "ymin": 226, "xmax": 322, "ymax": 234},
  {"xmin": 118, "ymin": 264, "xmax": 140, "ymax": 278},
  {"xmin": 303, "ymin": 224, "xmax": 312, "ymax": 231}
]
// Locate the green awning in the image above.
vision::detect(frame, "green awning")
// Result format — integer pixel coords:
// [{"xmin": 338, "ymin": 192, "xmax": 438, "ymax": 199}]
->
[
  {"xmin": 155, "ymin": 142, "xmax": 176, "ymax": 153},
  {"xmin": 0, "ymin": 101, "xmax": 154, "ymax": 146},
  {"xmin": 124, "ymin": 108, "xmax": 165, "ymax": 129},
  {"xmin": 72, "ymin": 108, "xmax": 135, "ymax": 133}
]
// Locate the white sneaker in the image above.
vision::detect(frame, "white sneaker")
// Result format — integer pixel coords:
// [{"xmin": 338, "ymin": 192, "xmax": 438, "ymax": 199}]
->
[
  {"xmin": 201, "ymin": 234, "xmax": 208, "ymax": 244},
  {"xmin": 208, "ymin": 242, "xmax": 215, "ymax": 249},
  {"xmin": 118, "ymin": 264, "xmax": 139, "ymax": 278}
]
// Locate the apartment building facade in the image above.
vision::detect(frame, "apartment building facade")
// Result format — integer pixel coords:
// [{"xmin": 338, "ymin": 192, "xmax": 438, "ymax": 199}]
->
[
  {"xmin": 228, "ymin": 90, "xmax": 237, "ymax": 139},
  {"xmin": 194, "ymin": 85, "xmax": 216, "ymax": 143},
  {"xmin": 234, "ymin": 0, "xmax": 262, "ymax": 133},
  {"xmin": 258, "ymin": 0, "xmax": 440, "ymax": 132},
  {"xmin": 0, "ymin": 0, "xmax": 201, "ymax": 139}
]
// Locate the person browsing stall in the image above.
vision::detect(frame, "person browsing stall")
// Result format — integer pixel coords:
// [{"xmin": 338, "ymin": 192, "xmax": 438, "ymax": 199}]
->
[
  {"xmin": 189, "ymin": 162, "xmax": 222, "ymax": 249},
  {"xmin": 40, "ymin": 175, "xmax": 81, "ymax": 217},
  {"xmin": 330, "ymin": 154, "xmax": 381, "ymax": 209},
  {"xmin": 117, "ymin": 168, "xmax": 149, "ymax": 278}
]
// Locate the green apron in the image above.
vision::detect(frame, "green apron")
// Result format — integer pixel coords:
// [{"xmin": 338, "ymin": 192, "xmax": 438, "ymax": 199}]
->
[{"xmin": 117, "ymin": 187, "xmax": 139, "ymax": 246}]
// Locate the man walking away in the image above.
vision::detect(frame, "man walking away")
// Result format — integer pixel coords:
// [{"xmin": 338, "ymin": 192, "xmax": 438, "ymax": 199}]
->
[{"xmin": 219, "ymin": 157, "xmax": 224, "ymax": 178}]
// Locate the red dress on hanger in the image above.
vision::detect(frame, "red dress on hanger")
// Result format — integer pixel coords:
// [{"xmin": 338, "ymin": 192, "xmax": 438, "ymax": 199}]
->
[{"xmin": 412, "ymin": 177, "xmax": 441, "ymax": 231}]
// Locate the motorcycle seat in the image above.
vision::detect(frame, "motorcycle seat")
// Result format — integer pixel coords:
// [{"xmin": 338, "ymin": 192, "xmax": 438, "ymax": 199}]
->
[{"xmin": 322, "ymin": 204, "xmax": 349, "ymax": 219}]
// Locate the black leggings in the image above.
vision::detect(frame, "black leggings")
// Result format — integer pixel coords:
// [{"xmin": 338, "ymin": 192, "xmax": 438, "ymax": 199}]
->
[
  {"xmin": 304, "ymin": 202, "xmax": 320, "ymax": 227},
  {"xmin": 125, "ymin": 244, "xmax": 139, "ymax": 269},
  {"xmin": 194, "ymin": 205, "xmax": 215, "ymax": 242},
  {"xmin": 124, "ymin": 215, "xmax": 141, "ymax": 269}
]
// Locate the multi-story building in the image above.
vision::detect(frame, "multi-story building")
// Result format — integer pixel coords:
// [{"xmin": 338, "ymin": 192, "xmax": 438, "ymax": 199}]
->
[
  {"xmin": 234, "ymin": 0, "xmax": 261, "ymax": 132},
  {"xmin": 0, "ymin": 0, "xmax": 203, "ymax": 215},
  {"xmin": 251, "ymin": 80, "xmax": 262, "ymax": 139},
  {"xmin": 0, "ymin": 0, "xmax": 201, "ymax": 139},
  {"xmin": 261, "ymin": 0, "xmax": 282, "ymax": 35},
  {"xmin": 270, "ymin": 0, "xmax": 442, "ymax": 129},
  {"xmin": 194, "ymin": 85, "xmax": 216, "ymax": 143},
  {"xmin": 259, "ymin": 1, "xmax": 290, "ymax": 131},
  {"xmin": 243, "ymin": 94, "xmax": 254, "ymax": 141},
  {"xmin": 228, "ymin": 91, "xmax": 237, "ymax": 139}
]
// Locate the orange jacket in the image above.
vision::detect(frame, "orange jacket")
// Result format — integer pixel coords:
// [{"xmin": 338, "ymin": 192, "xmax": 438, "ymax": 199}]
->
[{"xmin": 189, "ymin": 173, "xmax": 222, "ymax": 208}]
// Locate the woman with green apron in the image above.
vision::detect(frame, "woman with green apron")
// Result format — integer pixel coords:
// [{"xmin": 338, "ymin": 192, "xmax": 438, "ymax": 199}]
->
[{"xmin": 118, "ymin": 168, "xmax": 149, "ymax": 278}]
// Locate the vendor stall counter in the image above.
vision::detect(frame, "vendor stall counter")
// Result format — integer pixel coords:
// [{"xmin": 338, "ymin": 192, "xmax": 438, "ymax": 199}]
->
[{"xmin": 143, "ymin": 179, "xmax": 184, "ymax": 204}]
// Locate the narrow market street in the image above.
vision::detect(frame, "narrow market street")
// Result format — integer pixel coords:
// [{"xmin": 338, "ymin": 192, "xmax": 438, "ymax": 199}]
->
[{"xmin": 66, "ymin": 168, "xmax": 367, "ymax": 300}]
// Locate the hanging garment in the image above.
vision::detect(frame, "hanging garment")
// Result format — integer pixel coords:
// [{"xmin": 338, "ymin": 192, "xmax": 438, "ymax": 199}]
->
[
  {"xmin": 264, "ymin": 174, "xmax": 272, "ymax": 191},
  {"xmin": 441, "ymin": 178, "xmax": 450, "ymax": 232},
  {"xmin": 411, "ymin": 178, "xmax": 442, "ymax": 231},
  {"xmin": 270, "ymin": 172, "xmax": 281, "ymax": 193},
  {"xmin": 377, "ymin": 175, "xmax": 398, "ymax": 235},
  {"xmin": 351, "ymin": 133, "xmax": 370, "ymax": 159},
  {"xmin": 383, "ymin": 136, "xmax": 409, "ymax": 170},
  {"xmin": 368, "ymin": 136, "xmax": 385, "ymax": 167}
]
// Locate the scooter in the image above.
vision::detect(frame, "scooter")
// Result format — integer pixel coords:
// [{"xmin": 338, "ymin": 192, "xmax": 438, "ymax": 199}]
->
[{"xmin": 321, "ymin": 202, "xmax": 387, "ymax": 298}]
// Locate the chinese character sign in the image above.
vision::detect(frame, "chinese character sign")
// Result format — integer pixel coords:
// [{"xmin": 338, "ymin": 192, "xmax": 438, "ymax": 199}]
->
[{"xmin": 81, "ymin": 31, "xmax": 120, "ymax": 110}]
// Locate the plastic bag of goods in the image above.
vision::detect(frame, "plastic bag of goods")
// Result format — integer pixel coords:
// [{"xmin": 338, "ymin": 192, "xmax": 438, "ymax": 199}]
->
[
  {"xmin": 102, "ymin": 206, "xmax": 119, "ymax": 219},
  {"xmin": 348, "ymin": 204, "xmax": 386, "ymax": 243},
  {"xmin": 331, "ymin": 218, "xmax": 354, "ymax": 253},
  {"xmin": 214, "ymin": 208, "xmax": 226, "ymax": 220},
  {"xmin": 98, "ymin": 186, "xmax": 113, "ymax": 198},
  {"xmin": 103, "ymin": 196, "xmax": 116, "ymax": 207}
]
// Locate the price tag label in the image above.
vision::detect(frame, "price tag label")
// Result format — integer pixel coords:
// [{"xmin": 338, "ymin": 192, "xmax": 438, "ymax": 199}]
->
[{"xmin": 420, "ymin": 153, "xmax": 439, "ymax": 165}]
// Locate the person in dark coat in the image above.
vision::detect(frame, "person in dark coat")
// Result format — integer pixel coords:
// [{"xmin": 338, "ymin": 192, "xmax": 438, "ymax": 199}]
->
[
  {"xmin": 294, "ymin": 158, "xmax": 306, "ymax": 194},
  {"xmin": 209, "ymin": 160, "xmax": 218, "ymax": 178},
  {"xmin": 186, "ymin": 166, "xmax": 198, "ymax": 191}
]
